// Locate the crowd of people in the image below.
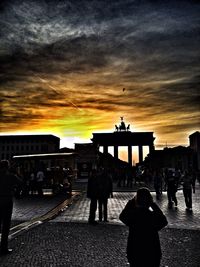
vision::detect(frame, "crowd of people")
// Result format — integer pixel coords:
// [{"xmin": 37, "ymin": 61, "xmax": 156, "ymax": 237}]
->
[
  {"xmin": 111, "ymin": 166, "xmax": 197, "ymax": 211},
  {"xmin": 0, "ymin": 160, "xmax": 73, "ymax": 256},
  {"xmin": 86, "ymin": 165, "xmax": 197, "ymax": 226},
  {"xmin": 11, "ymin": 165, "xmax": 73, "ymax": 198},
  {"xmin": 0, "ymin": 159, "xmax": 199, "ymax": 266},
  {"xmin": 86, "ymin": 165, "xmax": 197, "ymax": 267}
]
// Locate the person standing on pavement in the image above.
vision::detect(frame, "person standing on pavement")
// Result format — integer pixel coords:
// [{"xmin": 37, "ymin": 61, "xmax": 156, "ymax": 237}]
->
[
  {"xmin": 119, "ymin": 187, "xmax": 168, "ymax": 267},
  {"xmin": 153, "ymin": 169, "xmax": 163, "ymax": 200},
  {"xmin": 87, "ymin": 169, "xmax": 99, "ymax": 225},
  {"xmin": 29, "ymin": 170, "xmax": 36, "ymax": 195},
  {"xmin": 182, "ymin": 170, "xmax": 195, "ymax": 211},
  {"xmin": 165, "ymin": 169, "xmax": 179, "ymax": 209},
  {"xmin": 0, "ymin": 160, "xmax": 21, "ymax": 255},
  {"xmin": 97, "ymin": 167, "xmax": 113, "ymax": 222},
  {"xmin": 36, "ymin": 169, "xmax": 45, "ymax": 196}
]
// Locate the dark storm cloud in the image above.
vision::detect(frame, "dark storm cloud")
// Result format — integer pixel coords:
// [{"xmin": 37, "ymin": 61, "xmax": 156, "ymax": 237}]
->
[{"xmin": 1, "ymin": 0, "xmax": 199, "ymax": 74}]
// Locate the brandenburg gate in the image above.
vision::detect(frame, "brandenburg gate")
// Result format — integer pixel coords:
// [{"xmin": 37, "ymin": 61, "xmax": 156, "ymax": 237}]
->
[{"xmin": 91, "ymin": 117, "xmax": 155, "ymax": 166}]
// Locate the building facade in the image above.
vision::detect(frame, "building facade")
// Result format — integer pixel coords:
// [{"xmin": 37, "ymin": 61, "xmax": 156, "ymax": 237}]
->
[
  {"xmin": 189, "ymin": 131, "xmax": 200, "ymax": 170},
  {"xmin": 74, "ymin": 143, "xmax": 98, "ymax": 178},
  {"xmin": 0, "ymin": 135, "xmax": 60, "ymax": 160},
  {"xmin": 144, "ymin": 146, "xmax": 194, "ymax": 171}
]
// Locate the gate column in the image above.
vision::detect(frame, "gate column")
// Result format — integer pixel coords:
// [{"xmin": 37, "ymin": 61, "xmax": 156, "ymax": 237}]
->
[
  {"xmin": 139, "ymin": 145, "xmax": 143, "ymax": 163},
  {"xmin": 128, "ymin": 145, "xmax": 132, "ymax": 166},
  {"xmin": 103, "ymin": 145, "xmax": 108, "ymax": 154},
  {"xmin": 114, "ymin": 145, "xmax": 118, "ymax": 160}
]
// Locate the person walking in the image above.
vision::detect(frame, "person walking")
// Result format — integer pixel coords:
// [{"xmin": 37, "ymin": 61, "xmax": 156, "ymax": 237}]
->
[
  {"xmin": 36, "ymin": 170, "xmax": 45, "ymax": 196},
  {"xmin": 0, "ymin": 160, "xmax": 21, "ymax": 255},
  {"xmin": 119, "ymin": 187, "xmax": 168, "ymax": 267},
  {"xmin": 97, "ymin": 167, "xmax": 113, "ymax": 222},
  {"xmin": 165, "ymin": 170, "xmax": 178, "ymax": 208},
  {"xmin": 29, "ymin": 171, "xmax": 36, "ymax": 195},
  {"xmin": 87, "ymin": 169, "xmax": 99, "ymax": 225},
  {"xmin": 182, "ymin": 170, "xmax": 195, "ymax": 211},
  {"xmin": 153, "ymin": 169, "xmax": 163, "ymax": 200}
]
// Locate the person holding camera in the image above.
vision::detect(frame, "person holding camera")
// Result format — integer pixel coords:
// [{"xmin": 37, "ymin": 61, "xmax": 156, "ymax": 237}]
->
[{"xmin": 119, "ymin": 187, "xmax": 168, "ymax": 267}]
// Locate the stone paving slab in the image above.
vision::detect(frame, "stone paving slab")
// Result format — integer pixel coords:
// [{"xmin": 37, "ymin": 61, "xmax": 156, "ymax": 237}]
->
[
  {"xmin": 12, "ymin": 194, "xmax": 69, "ymax": 222},
  {"xmin": 52, "ymin": 186, "xmax": 200, "ymax": 230},
  {"xmin": 0, "ymin": 222, "xmax": 200, "ymax": 267},
  {"xmin": 1, "ymin": 184, "xmax": 199, "ymax": 267},
  {"xmin": 11, "ymin": 184, "xmax": 200, "ymax": 230}
]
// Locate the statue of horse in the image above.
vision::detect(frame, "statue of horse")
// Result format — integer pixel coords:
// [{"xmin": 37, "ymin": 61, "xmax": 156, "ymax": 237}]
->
[{"xmin": 119, "ymin": 121, "xmax": 126, "ymax": 131}]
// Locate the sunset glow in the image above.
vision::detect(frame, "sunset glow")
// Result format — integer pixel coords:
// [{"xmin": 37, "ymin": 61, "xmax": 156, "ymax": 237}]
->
[{"xmin": 0, "ymin": 0, "xmax": 199, "ymax": 151}]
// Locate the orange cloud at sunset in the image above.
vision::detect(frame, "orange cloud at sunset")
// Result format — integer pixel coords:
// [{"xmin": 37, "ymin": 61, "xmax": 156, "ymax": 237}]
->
[{"xmin": 0, "ymin": 0, "xmax": 199, "ymax": 153}]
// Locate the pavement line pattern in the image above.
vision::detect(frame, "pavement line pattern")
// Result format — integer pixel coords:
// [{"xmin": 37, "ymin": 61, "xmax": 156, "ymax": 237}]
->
[
  {"xmin": 9, "ymin": 192, "xmax": 81, "ymax": 240},
  {"xmin": 52, "ymin": 190, "xmax": 200, "ymax": 230}
]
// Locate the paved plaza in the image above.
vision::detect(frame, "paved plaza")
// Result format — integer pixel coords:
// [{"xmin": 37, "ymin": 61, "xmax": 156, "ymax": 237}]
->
[
  {"xmin": 12, "ymin": 182, "xmax": 200, "ymax": 230},
  {"xmin": 0, "ymin": 182, "xmax": 199, "ymax": 266},
  {"xmin": 52, "ymin": 188, "xmax": 200, "ymax": 230}
]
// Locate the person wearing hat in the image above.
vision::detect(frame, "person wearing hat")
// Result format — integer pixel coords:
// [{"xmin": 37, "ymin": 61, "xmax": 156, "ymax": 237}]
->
[{"xmin": 119, "ymin": 187, "xmax": 168, "ymax": 267}]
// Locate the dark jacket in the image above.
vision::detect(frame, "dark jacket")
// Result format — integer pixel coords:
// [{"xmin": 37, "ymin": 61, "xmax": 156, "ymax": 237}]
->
[
  {"xmin": 119, "ymin": 199, "xmax": 168, "ymax": 266},
  {"xmin": 97, "ymin": 170, "xmax": 113, "ymax": 200},
  {"xmin": 0, "ymin": 169, "xmax": 20, "ymax": 199},
  {"xmin": 87, "ymin": 172, "xmax": 99, "ymax": 199},
  {"xmin": 87, "ymin": 169, "xmax": 113, "ymax": 200}
]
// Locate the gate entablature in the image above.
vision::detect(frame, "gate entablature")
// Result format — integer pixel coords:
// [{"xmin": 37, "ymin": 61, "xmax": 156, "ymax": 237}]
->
[{"xmin": 91, "ymin": 118, "xmax": 155, "ymax": 165}]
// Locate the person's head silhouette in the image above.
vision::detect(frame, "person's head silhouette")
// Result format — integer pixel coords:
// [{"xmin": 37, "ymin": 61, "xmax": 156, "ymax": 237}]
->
[{"xmin": 136, "ymin": 187, "xmax": 153, "ymax": 208}]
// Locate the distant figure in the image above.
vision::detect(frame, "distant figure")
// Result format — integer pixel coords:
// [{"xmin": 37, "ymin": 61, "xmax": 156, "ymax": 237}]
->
[
  {"xmin": 126, "ymin": 124, "xmax": 130, "ymax": 131},
  {"xmin": 62, "ymin": 174, "xmax": 72, "ymax": 197},
  {"xmin": 165, "ymin": 170, "xmax": 178, "ymax": 208},
  {"xmin": 126, "ymin": 168, "xmax": 133, "ymax": 188},
  {"xmin": 87, "ymin": 169, "xmax": 99, "ymax": 225},
  {"xmin": 29, "ymin": 171, "xmax": 36, "ymax": 195},
  {"xmin": 182, "ymin": 170, "xmax": 195, "ymax": 211},
  {"xmin": 0, "ymin": 160, "xmax": 21, "ymax": 255},
  {"xmin": 36, "ymin": 170, "xmax": 44, "ymax": 196},
  {"xmin": 119, "ymin": 187, "xmax": 168, "ymax": 267},
  {"xmin": 153, "ymin": 170, "xmax": 163, "ymax": 200},
  {"xmin": 115, "ymin": 125, "xmax": 119, "ymax": 132},
  {"xmin": 97, "ymin": 168, "xmax": 113, "ymax": 222}
]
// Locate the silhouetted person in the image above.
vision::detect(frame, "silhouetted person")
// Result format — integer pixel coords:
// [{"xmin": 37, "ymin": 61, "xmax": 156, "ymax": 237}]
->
[
  {"xmin": 29, "ymin": 171, "xmax": 36, "ymax": 195},
  {"xmin": 153, "ymin": 170, "xmax": 163, "ymax": 200},
  {"xmin": 97, "ymin": 168, "xmax": 113, "ymax": 222},
  {"xmin": 182, "ymin": 170, "xmax": 195, "ymax": 211},
  {"xmin": 165, "ymin": 170, "xmax": 178, "ymax": 208},
  {"xmin": 87, "ymin": 169, "xmax": 99, "ymax": 225},
  {"xmin": 36, "ymin": 170, "xmax": 44, "ymax": 196},
  {"xmin": 119, "ymin": 187, "xmax": 168, "ymax": 267},
  {"xmin": 0, "ymin": 160, "xmax": 21, "ymax": 255}
]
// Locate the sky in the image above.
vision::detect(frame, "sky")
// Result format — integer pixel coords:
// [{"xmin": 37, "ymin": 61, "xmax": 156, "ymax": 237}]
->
[{"xmin": 0, "ymin": 0, "xmax": 200, "ymax": 152}]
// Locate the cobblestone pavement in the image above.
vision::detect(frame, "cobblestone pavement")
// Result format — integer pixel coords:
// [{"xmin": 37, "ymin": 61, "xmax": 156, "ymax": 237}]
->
[
  {"xmin": 12, "ymin": 194, "xmax": 69, "ymax": 223},
  {"xmin": 12, "ymin": 183, "xmax": 200, "ymax": 230},
  {"xmin": 52, "ymin": 184, "xmax": 200, "ymax": 230},
  {"xmin": 0, "ymin": 223, "xmax": 200, "ymax": 267},
  {"xmin": 0, "ymin": 183, "xmax": 199, "ymax": 267}
]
